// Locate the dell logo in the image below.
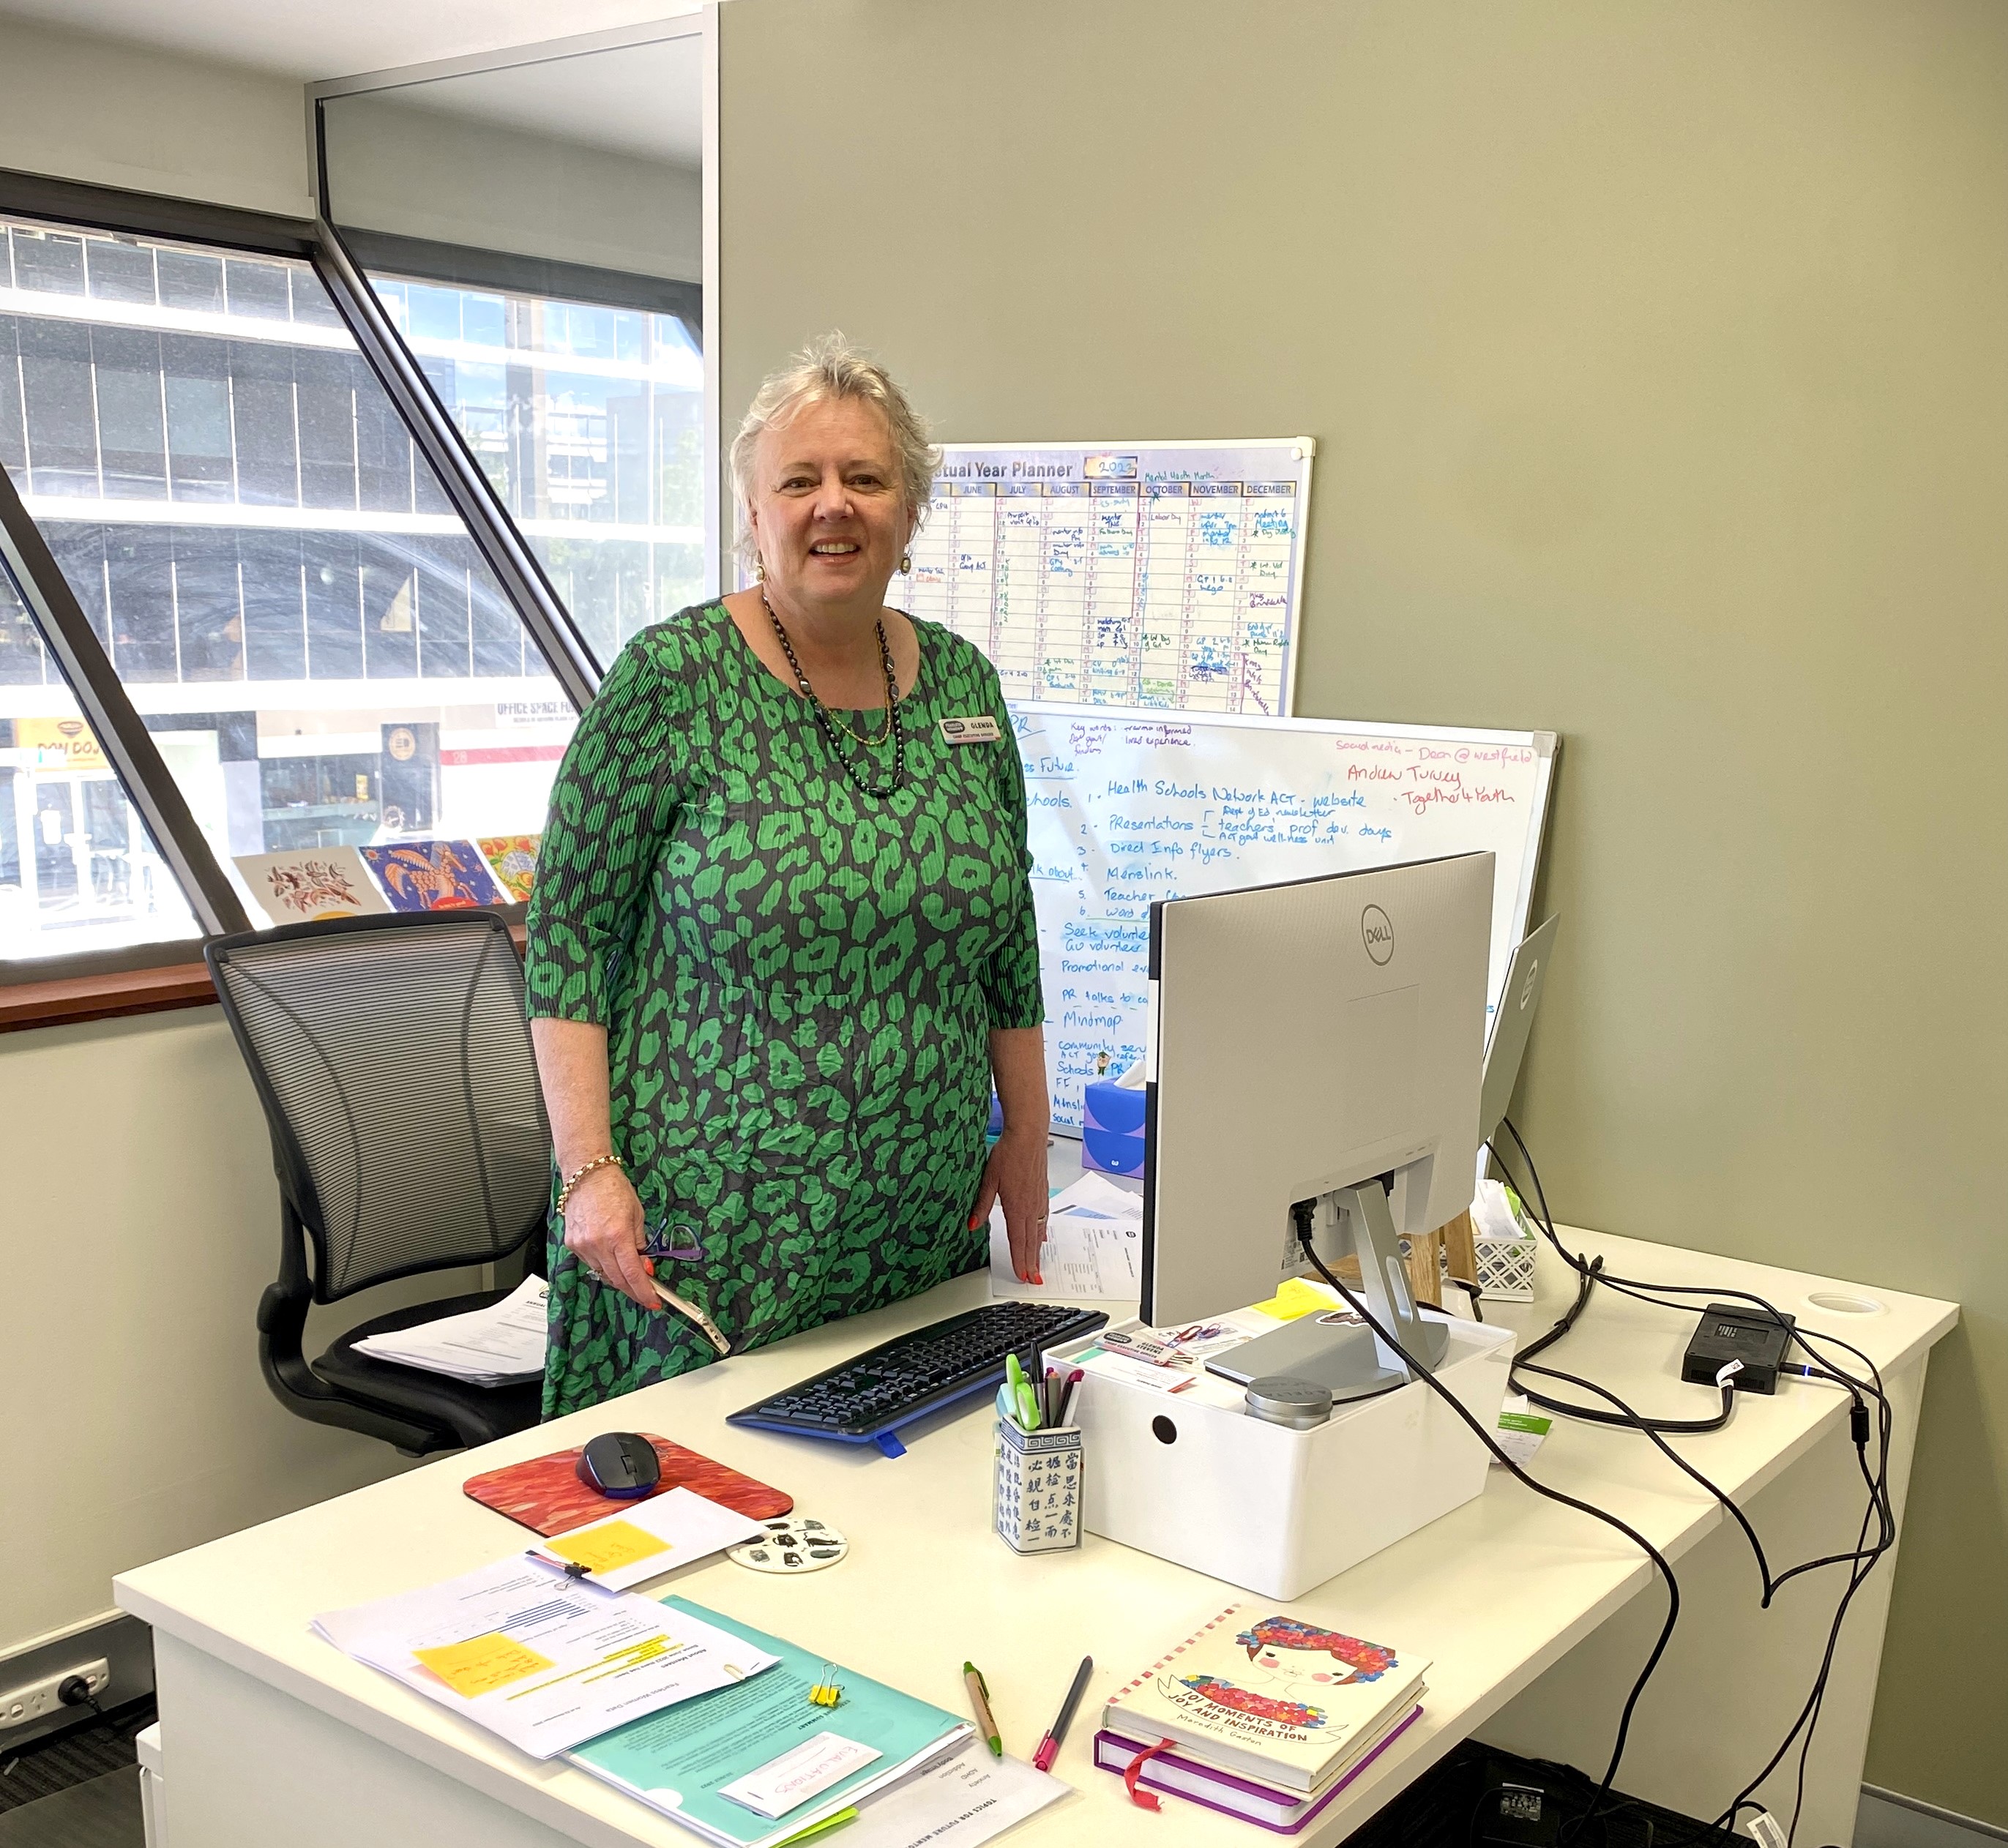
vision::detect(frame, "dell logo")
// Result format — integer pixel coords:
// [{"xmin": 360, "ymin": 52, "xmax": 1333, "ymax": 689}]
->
[{"xmin": 1361, "ymin": 905, "xmax": 1395, "ymax": 965}]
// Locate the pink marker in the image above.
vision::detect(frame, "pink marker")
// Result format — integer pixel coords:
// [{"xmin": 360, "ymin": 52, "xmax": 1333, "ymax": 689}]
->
[{"xmin": 1033, "ymin": 1656, "xmax": 1094, "ymax": 1773}]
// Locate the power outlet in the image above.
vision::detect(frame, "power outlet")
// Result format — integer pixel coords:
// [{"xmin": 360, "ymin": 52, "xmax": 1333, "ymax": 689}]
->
[{"xmin": 0, "ymin": 1657, "xmax": 110, "ymax": 1731}]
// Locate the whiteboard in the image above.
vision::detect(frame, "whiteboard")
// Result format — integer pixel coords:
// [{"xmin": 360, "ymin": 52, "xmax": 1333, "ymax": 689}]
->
[
  {"xmin": 1012, "ymin": 702, "xmax": 1558, "ymax": 1130},
  {"xmin": 897, "ymin": 439, "xmax": 1315, "ymax": 716}
]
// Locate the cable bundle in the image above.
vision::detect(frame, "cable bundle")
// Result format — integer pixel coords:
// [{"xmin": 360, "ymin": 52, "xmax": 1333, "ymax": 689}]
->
[{"xmin": 1293, "ymin": 1121, "xmax": 1895, "ymax": 1844}]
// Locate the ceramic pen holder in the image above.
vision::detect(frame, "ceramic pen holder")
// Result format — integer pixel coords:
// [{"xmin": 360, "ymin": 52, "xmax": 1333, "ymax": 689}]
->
[{"xmin": 993, "ymin": 1418, "xmax": 1083, "ymax": 1553}]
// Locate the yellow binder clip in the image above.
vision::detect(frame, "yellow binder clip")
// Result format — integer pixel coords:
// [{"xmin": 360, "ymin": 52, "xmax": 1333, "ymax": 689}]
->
[{"xmin": 808, "ymin": 1667, "xmax": 844, "ymax": 1709}]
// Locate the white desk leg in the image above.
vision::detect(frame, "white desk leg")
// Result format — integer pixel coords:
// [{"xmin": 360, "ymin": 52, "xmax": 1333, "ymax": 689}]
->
[
  {"xmin": 1477, "ymin": 1353, "xmax": 1930, "ymax": 1844},
  {"xmin": 153, "ymin": 1634, "xmax": 581, "ymax": 1848}
]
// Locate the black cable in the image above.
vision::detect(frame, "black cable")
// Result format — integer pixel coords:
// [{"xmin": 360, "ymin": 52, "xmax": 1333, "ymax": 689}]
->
[
  {"xmin": 1490, "ymin": 1161, "xmax": 1893, "ymax": 1603},
  {"xmin": 1490, "ymin": 1118, "xmax": 1897, "ymax": 1832},
  {"xmin": 1509, "ymin": 1254, "xmax": 1738, "ymax": 1434},
  {"xmin": 1723, "ymin": 1387, "xmax": 1893, "ymax": 1841},
  {"xmin": 1288, "ymin": 1201, "xmax": 1679, "ymax": 1829}
]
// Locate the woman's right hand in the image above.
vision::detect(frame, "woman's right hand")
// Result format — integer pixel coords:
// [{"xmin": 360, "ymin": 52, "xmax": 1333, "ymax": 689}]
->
[{"xmin": 560, "ymin": 1165, "xmax": 659, "ymax": 1311}]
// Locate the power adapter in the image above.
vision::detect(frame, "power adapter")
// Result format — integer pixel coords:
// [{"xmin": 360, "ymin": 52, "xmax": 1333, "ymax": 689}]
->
[
  {"xmin": 1682, "ymin": 1303, "xmax": 1794, "ymax": 1394},
  {"xmin": 1477, "ymin": 1776, "xmax": 1562, "ymax": 1848}
]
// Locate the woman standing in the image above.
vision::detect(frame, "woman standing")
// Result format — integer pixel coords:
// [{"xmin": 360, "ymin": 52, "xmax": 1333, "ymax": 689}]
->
[{"xmin": 526, "ymin": 336, "xmax": 1050, "ymax": 1415}]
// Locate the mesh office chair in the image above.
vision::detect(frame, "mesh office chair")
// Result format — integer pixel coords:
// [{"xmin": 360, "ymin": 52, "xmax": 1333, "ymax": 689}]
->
[{"xmin": 206, "ymin": 910, "xmax": 553, "ymax": 1455}]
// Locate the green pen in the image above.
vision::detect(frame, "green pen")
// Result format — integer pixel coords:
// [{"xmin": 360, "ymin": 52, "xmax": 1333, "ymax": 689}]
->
[
  {"xmin": 963, "ymin": 1662, "xmax": 1004, "ymax": 1757},
  {"xmin": 775, "ymin": 1806, "xmax": 857, "ymax": 1845},
  {"xmin": 1004, "ymin": 1353, "xmax": 1041, "ymax": 1429}
]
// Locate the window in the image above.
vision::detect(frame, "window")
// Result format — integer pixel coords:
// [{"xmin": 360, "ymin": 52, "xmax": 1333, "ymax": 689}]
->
[
  {"xmin": 372, "ymin": 276, "xmax": 704, "ymax": 665},
  {"xmin": 0, "ymin": 564, "xmax": 199, "ymax": 959},
  {"xmin": 0, "ymin": 215, "xmax": 581, "ymax": 941}
]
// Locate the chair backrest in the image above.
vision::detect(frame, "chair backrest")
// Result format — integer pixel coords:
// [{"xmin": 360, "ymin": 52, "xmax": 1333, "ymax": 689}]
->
[{"xmin": 206, "ymin": 910, "xmax": 551, "ymax": 1301}]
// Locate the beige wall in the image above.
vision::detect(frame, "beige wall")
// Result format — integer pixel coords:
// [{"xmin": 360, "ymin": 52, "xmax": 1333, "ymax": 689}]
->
[
  {"xmin": 323, "ymin": 96, "xmax": 702, "ymax": 281},
  {"xmin": 720, "ymin": 0, "xmax": 2008, "ymax": 1819},
  {"xmin": 0, "ymin": 1009, "xmax": 469, "ymax": 1656},
  {"xmin": 0, "ymin": 15, "xmax": 310, "ymax": 217}
]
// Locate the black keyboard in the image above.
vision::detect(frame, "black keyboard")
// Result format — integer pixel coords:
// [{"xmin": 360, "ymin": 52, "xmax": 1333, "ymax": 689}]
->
[{"xmin": 727, "ymin": 1301, "xmax": 1109, "ymax": 1458}]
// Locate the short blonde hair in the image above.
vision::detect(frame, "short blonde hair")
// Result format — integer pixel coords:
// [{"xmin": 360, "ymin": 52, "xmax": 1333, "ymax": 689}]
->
[{"xmin": 730, "ymin": 333, "xmax": 938, "ymax": 572}]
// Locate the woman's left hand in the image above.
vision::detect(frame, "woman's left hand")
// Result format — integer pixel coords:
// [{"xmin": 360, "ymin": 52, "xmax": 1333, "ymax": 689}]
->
[{"xmin": 971, "ymin": 1128, "xmax": 1050, "ymax": 1283}]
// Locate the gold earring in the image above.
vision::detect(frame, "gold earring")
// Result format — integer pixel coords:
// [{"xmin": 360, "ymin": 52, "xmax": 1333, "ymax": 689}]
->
[
  {"xmin": 900, "ymin": 553, "xmax": 911, "ymax": 575},
  {"xmin": 754, "ymin": 558, "xmax": 766, "ymax": 581}
]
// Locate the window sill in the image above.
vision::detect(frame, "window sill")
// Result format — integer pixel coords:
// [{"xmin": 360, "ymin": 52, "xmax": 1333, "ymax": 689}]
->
[
  {"xmin": 0, "ymin": 959, "xmax": 216, "ymax": 1034},
  {"xmin": 0, "ymin": 923, "xmax": 529, "ymax": 1036}
]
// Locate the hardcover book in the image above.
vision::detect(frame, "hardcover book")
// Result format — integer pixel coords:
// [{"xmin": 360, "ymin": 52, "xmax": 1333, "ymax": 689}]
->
[
  {"xmin": 1102, "ymin": 1603, "xmax": 1429, "ymax": 1793},
  {"xmin": 1094, "ymin": 1704, "xmax": 1422, "ymax": 1833}
]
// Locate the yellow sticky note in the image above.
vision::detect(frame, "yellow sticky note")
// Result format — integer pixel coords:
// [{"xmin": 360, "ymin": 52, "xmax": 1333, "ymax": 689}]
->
[
  {"xmin": 413, "ymin": 1631, "xmax": 555, "ymax": 1699},
  {"xmin": 1249, "ymin": 1277, "xmax": 1338, "ymax": 1322},
  {"xmin": 544, "ymin": 1519, "xmax": 673, "ymax": 1576}
]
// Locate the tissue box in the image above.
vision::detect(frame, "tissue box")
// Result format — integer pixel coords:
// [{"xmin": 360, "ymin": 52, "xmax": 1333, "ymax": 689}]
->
[{"xmin": 1080, "ymin": 1080, "xmax": 1146, "ymax": 1176}]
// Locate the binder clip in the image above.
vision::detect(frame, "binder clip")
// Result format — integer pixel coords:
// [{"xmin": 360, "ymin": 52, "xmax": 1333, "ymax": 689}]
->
[{"xmin": 808, "ymin": 1667, "xmax": 845, "ymax": 1709}]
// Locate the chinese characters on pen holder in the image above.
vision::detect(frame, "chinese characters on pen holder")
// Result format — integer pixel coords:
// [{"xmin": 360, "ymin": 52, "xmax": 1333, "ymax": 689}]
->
[{"xmin": 994, "ymin": 1417, "xmax": 1083, "ymax": 1553}]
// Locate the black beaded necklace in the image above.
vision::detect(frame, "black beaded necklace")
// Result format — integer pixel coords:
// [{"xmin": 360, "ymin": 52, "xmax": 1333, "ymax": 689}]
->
[{"xmin": 761, "ymin": 589, "xmax": 906, "ymax": 798}]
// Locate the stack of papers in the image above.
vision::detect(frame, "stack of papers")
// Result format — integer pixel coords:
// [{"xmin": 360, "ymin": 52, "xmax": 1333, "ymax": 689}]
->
[
  {"xmin": 989, "ymin": 1170, "xmax": 1143, "ymax": 1302},
  {"xmin": 352, "ymin": 1276, "xmax": 548, "ymax": 1385},
  {"xmin": 312, "ymin": 1558, "xmax": 778, "ymax": 1758},
  {"xmin": 570, "ymin": 1598, "xmax": 974, "ymax": 1847}
]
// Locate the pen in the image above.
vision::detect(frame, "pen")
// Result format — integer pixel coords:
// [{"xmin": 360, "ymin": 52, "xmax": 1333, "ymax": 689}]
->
[
  {"xmin": 963, "ymin": 1661, "xmax": 1003, "ymax": 1757},
  {"xmin": 1057, "ymin": 1368, "xmax": 1085, "ymax": 1428},
  {"xmin": 1004, "ymin": 1353, "xmax": 1041, "ymax": 1430},
  {"xmin": 775, "ymin": 1806, "xmax": 857, "ymax": 1844},
  {"xmin": 1033, "ymin": 1655, "xmax": 1093, "ymax": 1772}
]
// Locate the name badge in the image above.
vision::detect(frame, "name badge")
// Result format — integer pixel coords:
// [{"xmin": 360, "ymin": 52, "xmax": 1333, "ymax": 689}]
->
[{"xmin": 939, "ymin": 715, "xmax": 1001, "ymax": 744}]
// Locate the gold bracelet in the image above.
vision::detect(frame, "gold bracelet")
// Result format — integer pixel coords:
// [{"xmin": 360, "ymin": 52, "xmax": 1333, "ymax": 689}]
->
[{"xmin": 556, "ymin": 1152, "xmax": 625, "ymax": 1214}]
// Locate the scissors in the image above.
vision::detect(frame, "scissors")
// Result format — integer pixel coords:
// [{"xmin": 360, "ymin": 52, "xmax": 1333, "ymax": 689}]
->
[
  {"xmin": 641, "ymin": 1219, "xmax": 706, "ymax": 1263},
  {"xmin": 636, "ymin": 1219, "xmax": 729, "ymax": 1354}
]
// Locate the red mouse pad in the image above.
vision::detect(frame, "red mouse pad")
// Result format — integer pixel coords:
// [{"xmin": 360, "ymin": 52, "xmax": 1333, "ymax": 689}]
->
[{"xmin": 463, "ymin": 1434, "xmax": 793, "ymax": 1536}]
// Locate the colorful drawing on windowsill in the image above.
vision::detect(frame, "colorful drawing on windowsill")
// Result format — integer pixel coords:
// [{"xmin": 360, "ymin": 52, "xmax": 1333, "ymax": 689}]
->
[
  {"xmin": 477, "ymin": 834, "xmax": 541, "ymax": 904},
  {"xmin": 236, "ymin": 847, "xmax": 392, "ymax": 925},
  {"xmin": 360, "ymin": 839, "xmax": 504, "ymax": 912}
]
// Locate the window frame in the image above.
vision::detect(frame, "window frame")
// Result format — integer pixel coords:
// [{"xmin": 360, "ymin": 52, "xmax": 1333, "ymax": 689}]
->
[
  {"xmin": 0, "ymin": 167, "xmax": 572, "ymax": 990},
  {"xmin": 307, "ymin": 8, "xmax": 720, "ymax": 632}
]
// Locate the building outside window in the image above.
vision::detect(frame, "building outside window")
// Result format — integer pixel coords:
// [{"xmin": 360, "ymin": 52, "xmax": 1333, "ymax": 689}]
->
[
  {"xmin": 0, "ymin": 215, "xmax": 584, "ymax": 955},
  {"xmin": 0, "ymin": 566, "xmax": 199, "ymax": 959},
  {"xmin": 370, "ymin": 275, "xmax": 704, "ymax": 666}
]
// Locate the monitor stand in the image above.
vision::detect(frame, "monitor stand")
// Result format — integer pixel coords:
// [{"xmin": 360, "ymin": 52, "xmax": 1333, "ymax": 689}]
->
[
  {"xmin": 1206, "ymin": 1181, "xmax": 1451, "ymax": 1404},
  {"xmin": 1329, "ymin": 1179, "xmax": 1452, "ymax": 1375},
  {"xmin": 1204, "ymin": 1312, "xmax": 1406, "ymax": 1403}
]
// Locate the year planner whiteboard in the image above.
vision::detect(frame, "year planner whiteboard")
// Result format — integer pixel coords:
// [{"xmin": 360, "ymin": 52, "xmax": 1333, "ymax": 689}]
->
[
  {"xmin": 897, "ymin": 439, "xmax": 1314, "ymax": 716},
  {"xmin": 1012, "ymin": 702, "xmax": 1558, "ymax": 1131}
]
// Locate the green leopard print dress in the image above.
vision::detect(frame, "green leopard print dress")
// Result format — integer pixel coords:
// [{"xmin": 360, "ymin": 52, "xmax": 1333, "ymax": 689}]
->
[{"xmin": 524, "ymin": 601, "xmax": 1042, "ymax": 1417}]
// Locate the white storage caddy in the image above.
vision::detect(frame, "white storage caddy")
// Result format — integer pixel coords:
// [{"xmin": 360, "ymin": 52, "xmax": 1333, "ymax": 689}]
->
[{"xmin": 1048, "ymin": 1312, "xmax": 1515, "ymax": 1598}]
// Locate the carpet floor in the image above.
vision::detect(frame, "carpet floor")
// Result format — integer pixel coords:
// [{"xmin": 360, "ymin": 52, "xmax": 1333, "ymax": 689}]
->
[
  {"xmin": 0, "ymin": 1714, "xmax": 143, "ymax": 1814},
  {"xmin": 0, "ymin": 1767, "xmax": 143, "ymax": 1847}
]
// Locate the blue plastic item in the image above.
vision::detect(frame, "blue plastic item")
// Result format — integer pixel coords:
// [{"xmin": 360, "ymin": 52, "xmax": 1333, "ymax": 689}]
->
[{"xmin": 1080, "ymin": 1079, "xmax": 1146, "ymax": 1176}]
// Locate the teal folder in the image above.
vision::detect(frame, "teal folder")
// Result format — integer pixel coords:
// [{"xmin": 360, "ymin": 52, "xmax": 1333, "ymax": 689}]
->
[{"xmin": 567, "ymin": 1597, "xmax": 968, "ymax": 1847}]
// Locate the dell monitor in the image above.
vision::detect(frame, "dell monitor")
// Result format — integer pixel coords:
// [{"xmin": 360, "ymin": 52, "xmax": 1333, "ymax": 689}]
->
[
  {"xmin": 1141, "ymin": 852, "xmax": 1493, "ymax": 1391},
  {"xmin": 1479, "ymin": 913, "xmax": 1559, "ymax": 1148}
]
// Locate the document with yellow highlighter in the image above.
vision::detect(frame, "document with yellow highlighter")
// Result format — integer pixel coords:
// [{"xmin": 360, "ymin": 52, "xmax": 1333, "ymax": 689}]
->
[{"xmin": 312, "ymin": 1555, "xmax": 780, "ymax": 1757}]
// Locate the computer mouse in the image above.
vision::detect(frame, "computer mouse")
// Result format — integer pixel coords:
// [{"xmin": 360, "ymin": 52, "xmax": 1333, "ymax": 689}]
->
[{"xmin": 575, "ymin": 1432, "xmax": 661, "ymax": 1499}]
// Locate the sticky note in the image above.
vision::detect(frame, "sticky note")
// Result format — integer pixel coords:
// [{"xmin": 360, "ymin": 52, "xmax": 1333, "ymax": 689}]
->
[
  {"xmin": 544, "ymin": 1519, "xmax": 673, "ymax": 1576},
  {"xmin": 1248, "ymin": 1277, "xmax": 1339, "ymax": 1322},
  {"xmin": 413, "ymin": 1631, "xmax": 556, "ymax": 1699}
]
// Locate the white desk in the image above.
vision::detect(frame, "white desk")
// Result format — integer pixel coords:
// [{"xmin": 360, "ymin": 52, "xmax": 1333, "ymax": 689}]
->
[{"xmin": 117, "ymin": 1224, "xmax": 1953, "ymax": 1848}]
